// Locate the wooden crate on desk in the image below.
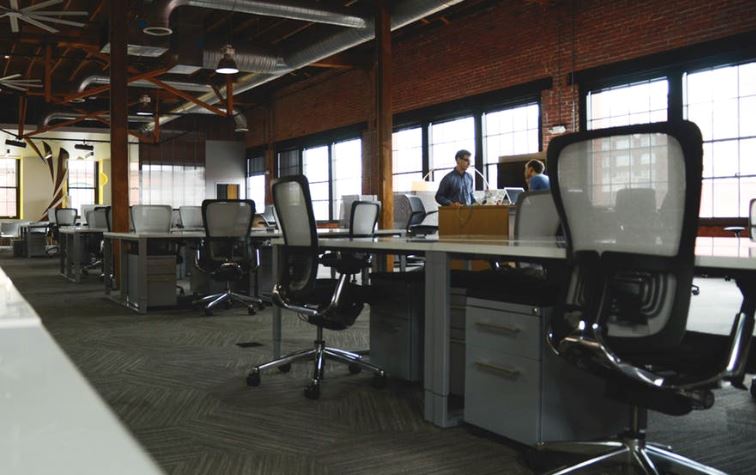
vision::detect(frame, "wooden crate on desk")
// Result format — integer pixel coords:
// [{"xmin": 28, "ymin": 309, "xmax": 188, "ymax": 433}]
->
[{"xmin": 438, "ymin": 205, "xmax": 513, "ymax": 270}]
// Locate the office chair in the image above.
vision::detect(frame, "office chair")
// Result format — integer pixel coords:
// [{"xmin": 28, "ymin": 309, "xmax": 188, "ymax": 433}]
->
[
  {"xmin": 131, "ymin": 205, "xmax": 172, "ymax": 232},
  {"xmin": 47, "ymin": 208, "xmax": 77, "ymax": 257},
  {"xmin": 405, "ymin": 195, "xmax": 438, "ymax": 236},
  {"xmin": 178, "ymin": 206, "xmax": 203, "ymax": 230},
  {"xmin": 246, "ymin": 175, "xmax": 385, "ymax": 400},
  {"xmin": 82, "ymin": 206, "xmax": 110, "ymax": 276},
  {"xmin": 538, "ymin": 121, "xmax": 752, "ymax": 475},
  {"xmin": 321, "ymin": 200, "xmax": 380, "ymax": 284},
  {"xmin": 192, "ymin": 199, "xmax": 263, "ymax": 316},
  {"xmin": 0, "ymin": 221, "xmax": 20, "ymax": 245}
]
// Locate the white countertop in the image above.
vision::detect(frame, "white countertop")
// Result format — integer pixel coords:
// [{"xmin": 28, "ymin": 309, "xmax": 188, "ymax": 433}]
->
[
  {"xmin": 59, "ymin": 226, "xmax": 108, "ymax": 234},
  {"xmin": 0, "ymin": 265, "xmax": 162, "ymax": 474},
  {"xmin": 105, "ymin": 228, "xmax": 404, "ymax": 241}
]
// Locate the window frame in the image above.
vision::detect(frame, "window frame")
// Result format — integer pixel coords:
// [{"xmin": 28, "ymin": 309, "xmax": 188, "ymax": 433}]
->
[
  {"xmin": 0, "ymin": 157, "xmax": 20, "ymax": 219},
  {"xmin": 67, "ymin": 160, "xmax": 99, "ymax": 214}
]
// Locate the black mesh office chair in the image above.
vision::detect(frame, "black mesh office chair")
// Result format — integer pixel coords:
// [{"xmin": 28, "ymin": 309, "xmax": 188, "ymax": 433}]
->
[
  {"xmin": 246, "ymin": 175, "xmax": 385, "ymax": 400},
  {"xmin": 82, "ymin": 206, "xmax": 110, "ymax": 276},
  {"xmin": 47, "ymin": 208, "xmax": 77, "ymax": 257},
  {"xmin": 405, "ymin": 195, "xmax": 438, "ymax": 236},
  {"xmin": 193, "ymin": 199, "xmax": 263, "ymax": 316},
  {"xmin": 538, "ymin": 121, "xmax": 753, "ymax": 475}
]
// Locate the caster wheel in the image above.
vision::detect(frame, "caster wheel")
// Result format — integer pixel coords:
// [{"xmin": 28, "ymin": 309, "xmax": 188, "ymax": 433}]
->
[
  {"xmin": 204, "ymin": 307, "xmax": 213, "ymax": 317},
  {"xmin": 278, "ymin": 363, "xmax": 291, "ymax": 373},
  {"xmin": 247, "ymin": 306, "xmax": 256, "ymax": 315},
  {"xmin": 372, "ymin": 372, "xmax": 387, "ymax": 389},
  {"xmin": 348, "ymin": 363, "xmax": 362, "ymax": 374},
  {"xmin": 246, "ymin": 371, "xmax": 261, "ymax": 387},
  {"xmin": 304, "ymin": 382, "xmax": 320, "ymax": 400}
]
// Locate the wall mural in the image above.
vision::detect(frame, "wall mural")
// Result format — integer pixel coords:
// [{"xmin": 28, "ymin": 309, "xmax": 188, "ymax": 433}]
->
[{"xmin": 26, "ymin": 139, "xmax": 69, "ymax": 221}]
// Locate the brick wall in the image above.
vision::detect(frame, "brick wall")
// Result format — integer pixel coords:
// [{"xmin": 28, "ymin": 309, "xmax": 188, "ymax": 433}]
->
[{"xmin": 245, "ymin": 0, "xmax": 756, "ymax": 149}]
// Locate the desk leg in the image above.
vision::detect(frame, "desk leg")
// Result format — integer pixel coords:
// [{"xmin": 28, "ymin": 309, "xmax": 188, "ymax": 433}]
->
[
  {"xmin": 137, "ymin": 238, "xmax": 148, "ymax": 314},
  {"xmin": 423, "ymin": 250, "xmax": 458, "ymax": 427},
  {"xmin": 734, "ymin": 276, "xmax": 756, "ymax": 393},
  {"xmin": 272, "ymin": 244, "xmax": 282, "ymax": 359},
  {"xmin": 72, "ymin": 232, "xmax": 81, "ymax": 283},
  {"xmin": 59, "ymin": 234, "xmax": 66, "ymax": 275},
  {"xmin": 103, "ymin": 237, "xmax": 113, "ymax": 294}
]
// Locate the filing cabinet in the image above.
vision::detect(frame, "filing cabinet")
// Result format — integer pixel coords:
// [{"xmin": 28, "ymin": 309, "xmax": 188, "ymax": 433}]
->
[
  {"xmin": 464, "ymin": 297, "xmax": 626, "ymax": 445},
  {"xmin": 127, "ymin": 255, "xmax": 177, "ymax": 308}
]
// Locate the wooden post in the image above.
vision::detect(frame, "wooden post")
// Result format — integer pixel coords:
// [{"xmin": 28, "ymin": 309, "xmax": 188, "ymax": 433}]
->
[
  {"xmin": 375, "ymin": 0, "xmax": 393, "ymax": 231},
  {"xmin": 109, "ymin": 1, "xmax": 129, "ymax": 281}
]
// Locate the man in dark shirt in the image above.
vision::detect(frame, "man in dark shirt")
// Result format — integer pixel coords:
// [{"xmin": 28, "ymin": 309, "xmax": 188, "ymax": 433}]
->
[{"xmin": 435, "ymin": 149, "xmax": 476, "ymax": 207}]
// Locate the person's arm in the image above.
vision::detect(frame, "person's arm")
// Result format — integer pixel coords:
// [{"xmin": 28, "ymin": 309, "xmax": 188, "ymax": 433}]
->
[{"xmin": 435, "ymin": 175, "xmax": 452, "ymax": 206}]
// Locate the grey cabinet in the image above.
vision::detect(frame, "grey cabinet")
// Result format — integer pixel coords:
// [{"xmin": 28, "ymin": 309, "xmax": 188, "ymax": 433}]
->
[{"xmin": 464, "ymin": 297, "xmax": 626, "ymax": 445}]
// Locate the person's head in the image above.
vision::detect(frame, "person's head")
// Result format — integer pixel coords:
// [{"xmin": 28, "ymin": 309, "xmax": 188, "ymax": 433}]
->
[
  {"xmin": 524, "ymin": 159, "xmax": 545, "ymax": 180},
  {"xmin": 455, "ymin": 149, "xmax": 471, "ymax": 172}
]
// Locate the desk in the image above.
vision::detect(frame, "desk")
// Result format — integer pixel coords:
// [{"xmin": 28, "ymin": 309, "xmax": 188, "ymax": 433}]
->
[
  {"xmin": 270, "ymin": 236, "xmax": 756, "ymax": 428},
  {"xmin": 59, "ymin": 226, "xmax": 107, "ymax": 283},
  {"xmin": 0, "ymin": 265, "xmax": 161, "ymax": 474}
]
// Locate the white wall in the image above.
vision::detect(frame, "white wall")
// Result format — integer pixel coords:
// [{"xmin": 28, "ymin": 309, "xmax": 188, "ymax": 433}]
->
[{"xmin": 204, "ymin": 140, "xmax": 245, "ymax": 199}]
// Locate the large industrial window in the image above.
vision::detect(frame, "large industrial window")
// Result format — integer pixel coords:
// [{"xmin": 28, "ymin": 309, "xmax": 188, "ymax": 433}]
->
[
  {"xmin": 67, "ymin": 160, "xmax": 98, "ymax": 216},
  {"xmin": 302, "ymin": 145, "xmax": 330, "ymax": 221},
  {"xmin": 0, "ymin": 158, "xmax": 19, "ymax": 218},
  {"xmin": 246, "ymin": 153, "xmax": 266, "ymax": 212},
  {"xmin": 586, "ymin": 78, "xmax": 669, "ymax": 130},
  {"xmin": 429, "ymin": 116, "xmax": 475, "ymax": 181},
  {"xmin": 331, "ymin": 137, "xmax": 362, "ymax": 219},
  {"xmin": 482, "ymin": 103, "xmax": 540, "ymax": 189},
  {"xmin": 140, "ymin": 164, "xmax": 205, "ymax": 208},
  {"xmin": 685, "ymin": 62, "xmax": 756, "ymax": 218},
  {"xmin": 392, "ymin": 127, "xmax": 423, "ymax": 192}
]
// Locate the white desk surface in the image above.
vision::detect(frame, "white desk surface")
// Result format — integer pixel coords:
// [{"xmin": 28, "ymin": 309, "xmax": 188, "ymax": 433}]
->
[
  {"xmin": 305, "ymin": 236, "xmax": 756, "ymax": 271},
  {"xmin": 59, "ymin": 226, "xmax": 107, "ymax": 234},
  {"xmin": 0, "ymin": 266, "xmax": 161, "ymax": 475},
  {"xmin": 104, "ymin": 228, "xmax": 404, "ymax": 241}
]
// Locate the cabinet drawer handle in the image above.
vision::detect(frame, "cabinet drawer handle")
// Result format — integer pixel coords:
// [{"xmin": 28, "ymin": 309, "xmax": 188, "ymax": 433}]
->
[
  {"xmin": 475, "ymin": 321, "xmax": 521, "ymax": 335},
  {"xmin": 474, "ymin": 361, "xmax": 521, "ymax": 379}
]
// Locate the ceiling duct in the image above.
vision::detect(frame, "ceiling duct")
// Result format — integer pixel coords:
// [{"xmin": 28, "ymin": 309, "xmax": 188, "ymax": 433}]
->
[
  {"xmin": 43, "ymin": 112, "xmax": 154, "ymax": 128},
  {"xmin": 76, "ymin": 75, "xmax": 213, "ymax": 93},
  {"xmin": 146, "ymin": 0, "xmax": 465, "ymax": 132},
  {"xmin": 143, "ymin": 0, "xmax": 368, "ymax": 36}
]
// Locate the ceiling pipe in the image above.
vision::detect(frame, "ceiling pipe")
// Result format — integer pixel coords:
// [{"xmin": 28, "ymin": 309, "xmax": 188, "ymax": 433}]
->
[
  {"xmin": 77, "ymin": 75, "xmax": 213, "ymax": 93},
  {"xmin": 143, "ymin": 0, "xmax": 368, "ymax": 36},
  {"xmin": 43, "ymin": 112, "xmax": 154, "ymax": 127},
  {"xmin": 145, "ymin": 0, "xmax": 465, "ymax": 132}
]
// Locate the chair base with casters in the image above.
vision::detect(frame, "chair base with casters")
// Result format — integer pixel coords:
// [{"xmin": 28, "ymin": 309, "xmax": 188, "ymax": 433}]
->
[
  {"xmin": 246, "ymin": 324, "xmax": 386, "ymax": 400},
  {"xmin": 537, "ymin": 405, "xmax": 726, "ymax": 475},
  {"xmin": 192, "ymin": 262, "xmax": 264, "ymax": 316},
  {"xmin": 247, "ymin": 273, "xmax": 386, "ymax": 400}
]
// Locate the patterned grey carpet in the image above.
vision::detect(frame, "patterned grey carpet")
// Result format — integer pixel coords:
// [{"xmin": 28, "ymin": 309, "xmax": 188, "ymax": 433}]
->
[{"xmin": 2, "ymin": 253, "xmax": 755, "ymax": 475}]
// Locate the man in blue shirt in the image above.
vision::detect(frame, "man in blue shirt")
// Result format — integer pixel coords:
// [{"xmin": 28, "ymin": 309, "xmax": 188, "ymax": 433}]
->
[
  {"xmin": 525, "ymin": 159, "xmax": 550, "ymax": 191},
  {"xmin": 435, "ymin": 149, "xmax": 476, "ymax": 207}
]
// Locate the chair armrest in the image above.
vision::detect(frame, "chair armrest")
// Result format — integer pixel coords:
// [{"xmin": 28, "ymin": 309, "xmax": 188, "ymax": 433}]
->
[
  {"xmin": 271, "ymin": 273, "xmax": 349, "ymax": 319},
  {"xmin": 425, "ymin": 210, "xmax": 438, "ymax": 217}
]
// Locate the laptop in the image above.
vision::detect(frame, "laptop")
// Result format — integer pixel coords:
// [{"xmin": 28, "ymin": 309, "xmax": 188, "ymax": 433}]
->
[{"xmin": 503, "ymin": 187, "xmax": 525, "ymax": 205}]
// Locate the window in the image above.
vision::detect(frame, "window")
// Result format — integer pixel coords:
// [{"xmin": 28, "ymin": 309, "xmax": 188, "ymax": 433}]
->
[
  {"xmin": 586, "ymin": 78, "xmax": 668, "ymax": 130},
  {"xmin": 685, "ymin": 62, "xmax": 756, "ymax": 217},
  {"xmin": 246, "ymin": 153, "xmax": 266, "ymax": 212},
  {"xmin": 331, "ymin": 138, "xmax": 362, "ymax": 218},
  {"xmin": 277, "ymin": 149, "xmax": 300, "ymax": 178},
  {"xmin": 429, "ymin": 116, "xmax": 475, "ymax": 180},
  {"xmin": 392, "ymin": 127, "xmax": 423, "ymax": 192},
  {"xmin": 67, "ymin": 160, "xmax": 97, "ymax": 215},
  {"xmin": 302, "ymin": 145, "xmax": 330, "ymax": 221},
  {"xmin": 0, "ymin": 158, "xmax": 19, "ymax": 218},
  {"xmin": 140, "ymin": 164, "xmax": 205, "ymax": 208},
  {"xmin": 482, "ymin": 103, "xmax": 540, "ymax": 188}
]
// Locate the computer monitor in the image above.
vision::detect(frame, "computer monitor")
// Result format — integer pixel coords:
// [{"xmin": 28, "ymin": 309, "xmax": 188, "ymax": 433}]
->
[
  {"xmin": 258, "ymin": 205, "xmax": 277, "ymax": 230},
  {"xmin": 504, "ymin": 187, "xmax": 525, "ymax": 205}
]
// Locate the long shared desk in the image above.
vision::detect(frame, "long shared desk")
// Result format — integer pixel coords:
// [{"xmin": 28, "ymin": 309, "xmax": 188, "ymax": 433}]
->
[
  {"xmin": 0, "ymin": 264, "xmax": 161, "ymax": 474},
  {"xmin": 269, "ymin": 236, "xmax": 756, "ymax": 428}
]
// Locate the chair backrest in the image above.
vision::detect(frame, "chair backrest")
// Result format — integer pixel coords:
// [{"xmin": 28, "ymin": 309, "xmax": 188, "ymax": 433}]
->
[
  {"xmin": 750, "ymin": 199, "xmax": 756, "ymax": 241},
  {"xmin": 513, "ymin": 190, "xmax": 560, "ymax": 241},
  {"xmin": 548, "ymin": 121, "xmax": 702, "ymax": 351},
  {"xmin": 130, "ymin": 205, "xmax": 172, "ymax": 233},
  {"xmin": 272, "ymin": 175, "xmax": 319, "ymax": 297},
  {"xmin": 0, "ymin": 221, "xmax": 20, "ymax": 237},
  {"xmin": 85, "ymin": 209, "xmax": 95, "ymax": 227},
  {"xmin": 405, "ymin": 195, "xmax": 427, "ymax": 229},
  {"xmin": 202, "ymin": 200, "xmax": 255, "ymax": 238},
  {"xmin": 80, "ymin": 204, "xmax": 97, "ymax": 224},
  {"xmin": 47, "ymin": 208, "xmax": 56, "ymax": 223},
  {"xmin": 55, "ymin": 208, "xmax": 77, "ymax": 226},
  {"xmin": 350, "ymin": 201, "xmax": 380, "ymax": 237},
  {"xmin": 179, "ymin": 206, "xmax": 203, "ymax": 229},
  {"xmin": 92, "ymin": 206, "xmax": 111, "ymax": 231}
]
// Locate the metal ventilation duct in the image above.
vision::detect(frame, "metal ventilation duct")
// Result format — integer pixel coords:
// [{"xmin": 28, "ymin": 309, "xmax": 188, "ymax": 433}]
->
[
  {"xmin": 147, "ymin": 0, "xmax": 465, "ymax": 132},
  {"xmin": 143, "ymin": 0, "xmax": 368, "ymax": 36},
  {"xmin": 42, "ymin": 112, "xmax": 154, "ymax": 127},
  {"xmin": 77, "ymin": 75, "xmax": 212, "ymax": 93}
]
